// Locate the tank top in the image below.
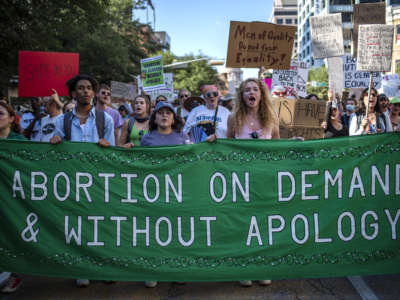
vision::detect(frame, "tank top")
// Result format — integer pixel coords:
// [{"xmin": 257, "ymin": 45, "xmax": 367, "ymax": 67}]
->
[
  {"xmin": 235, "ymin": 123, "xmax": 272, "ymax": 140},
  {"xmin": 129, "ymin": 123, "xmax": 148, "ymax": 146}
]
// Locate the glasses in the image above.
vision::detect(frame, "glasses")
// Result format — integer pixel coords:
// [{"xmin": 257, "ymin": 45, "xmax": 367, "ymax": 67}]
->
[
  {"xmin": 364, "ymin": 93, "xmax": 377, "ymax": 97},
  {"xmin": 379, "ymin": 98, "xmax": 388, "ymax": 102},
  {"xmin": 205, "ymin": 91, "xmax": 218, "ymax": 98},
  {"xmin": 179, "ymin": 94, "xmax": 189, "ymax": 99},
  {"xmin": 101, "ymin": 91, "xmax": 111, "ymax": 96}
]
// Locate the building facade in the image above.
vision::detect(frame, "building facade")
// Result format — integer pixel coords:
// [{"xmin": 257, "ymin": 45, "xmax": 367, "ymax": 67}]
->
[{"xmin": 269, "ymin": 0, "xmax": 298, "ymax": 58}]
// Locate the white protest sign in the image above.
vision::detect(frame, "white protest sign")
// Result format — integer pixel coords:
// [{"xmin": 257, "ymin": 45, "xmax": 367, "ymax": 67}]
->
[
  {"xmin": 343, "ymin": 55, "xmax": 382, "ymax": 89},
  {"xmin": 357, "ymin": 24, "xmax": 394, "ymax": 72},
  {"xmin": 379, "ymin": 74, "xmax": 400, "ymax": 98},
  {"xmin": 327, "ymin": 57, "xmax": 344, "ymax": 96},
  {"xmin": 138, "ymin": 73, "xmax": 175, "ymax": 102},
  {"xmin": 271, "ymin": 60, "xmax": 309, "ymax": 98},
  {"xmin": 310, "ymin": 13, "xmax": 344, "ymax": 59},
  {"xmin": 110, "ymin": 81, "xmax": 137, "ymax": 100}
]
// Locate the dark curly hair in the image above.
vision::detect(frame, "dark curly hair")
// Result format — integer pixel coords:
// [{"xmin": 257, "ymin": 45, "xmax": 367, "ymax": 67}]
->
[{"xmin": 148, "ymin": 107, "xmax": 184, "ymax": 132}]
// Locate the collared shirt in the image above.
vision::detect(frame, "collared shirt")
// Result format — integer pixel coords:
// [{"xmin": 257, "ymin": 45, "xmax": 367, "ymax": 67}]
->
[{"xmin": 54, "ymin": 107, "xmax": 115, "ymax": 145}]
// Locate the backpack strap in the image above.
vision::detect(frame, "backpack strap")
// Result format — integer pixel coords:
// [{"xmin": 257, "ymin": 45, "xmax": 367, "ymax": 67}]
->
[
  {"xmin": 95, "ymin": 109, "xmax": 105, "ymax": 139},
  {"xmin": 63, "ymin": 111, "xmax": 74, "ymax": 141},
  {"xmin": 127, "ymin": 116, "xmax": 136, "ymax": 142}
]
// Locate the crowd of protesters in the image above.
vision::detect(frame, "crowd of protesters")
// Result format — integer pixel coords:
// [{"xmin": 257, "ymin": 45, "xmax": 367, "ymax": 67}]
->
[{"xmin": 1, "ymin": 72, "xmax": 398, "ymax": 293}]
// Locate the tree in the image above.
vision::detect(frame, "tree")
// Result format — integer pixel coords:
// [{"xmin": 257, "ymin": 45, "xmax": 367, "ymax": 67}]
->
[
  {"xmin": 0, "ymin": 0, "xmax": 162, "ymax": 96},
  {"xmin": 158, "ymin": 51, "xmax": 218, "ymax": 96},
  {"xmin": 307, "ymin": 66, "xmax": 328, "ymax": 100}
]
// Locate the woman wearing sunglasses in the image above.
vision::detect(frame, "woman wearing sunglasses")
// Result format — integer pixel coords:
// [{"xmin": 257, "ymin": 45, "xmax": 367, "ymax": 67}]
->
[
  {"xmin": 349, "ymin": 87, "xmax": 392, "ymax": 135},
  {"xmin": 119, "ymin": 95, "xmax": 151, "ymax": 148},
  {"xmin": 227, "ymin": 78, "xmax": 279, "ymax": 141},
  {"xmin": 183, "ymin": 85, "xmax": 231, "ymax": 142}
]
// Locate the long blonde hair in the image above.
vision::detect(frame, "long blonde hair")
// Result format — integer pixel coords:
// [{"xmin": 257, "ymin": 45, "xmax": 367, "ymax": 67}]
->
[{"xmin": 233, "ymin": 78, "xmax": 277, "ymax": 135}]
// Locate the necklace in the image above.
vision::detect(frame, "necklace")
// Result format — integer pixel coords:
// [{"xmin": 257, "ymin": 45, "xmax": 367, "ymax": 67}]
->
[{"xmin": 136, "ymin": 117, "xmax": 149, "ymax": 123}]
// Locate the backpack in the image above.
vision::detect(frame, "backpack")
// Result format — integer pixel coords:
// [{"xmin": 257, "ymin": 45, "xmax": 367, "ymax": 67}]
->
[{"xmin": 63, "ymin": 109, "xmax": 105, "ymax": 141}]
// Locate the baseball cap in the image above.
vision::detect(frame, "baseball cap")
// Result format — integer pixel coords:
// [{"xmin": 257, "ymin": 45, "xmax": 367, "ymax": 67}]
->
[
  {"xmin": 153, "ymin": 101, "xmax": 176, "ymax": 114},
  {"xmin": 390, "ymin": 97, "xmax": 400, "ymax": 104}
]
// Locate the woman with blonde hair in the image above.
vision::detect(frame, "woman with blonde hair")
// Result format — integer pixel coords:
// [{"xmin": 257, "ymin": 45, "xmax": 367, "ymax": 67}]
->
[{"xmin": 227, "ymin": 78, "xmax": 279, "ymax": 140}]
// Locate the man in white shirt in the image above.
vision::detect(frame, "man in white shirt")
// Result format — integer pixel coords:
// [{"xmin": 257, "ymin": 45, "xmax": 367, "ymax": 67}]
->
[{"xmin": 38, "ymin": 90, "xmax": 63, "ymax": 142}]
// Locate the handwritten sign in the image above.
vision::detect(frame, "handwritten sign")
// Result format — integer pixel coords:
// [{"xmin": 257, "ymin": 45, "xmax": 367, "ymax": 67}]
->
[
  {"xmin": 111, "ymin": 81, "xmax": 137, "ymax": 100},
  {"xmin": 357, "ymin": 25, "xmax": 394, "ymax": 72},
  {"xmin": 271, "ymin": 60, "xmax": 309, "ymax": 98},
  {"xmin": 226, "ymin": 21, "xmax": 296, "ymax": 69},
  {"xmin": 327, "ymin": 57, "xmax": 344, "ymax": 96},
  {"xmin": 342, "ymin": 55, "xmax": 381, "ymax": 89},
  {"xmin": 140, "ymin": 73, "xmax": 175, "ymax": 101},
  {"xmin": 352, "ymin": 3, "xmax": 386, "ymax": 57},
  {"xmin": 272, "ymin": 98, "xmax": 326, "ymax": 140},
  {"xmin": 380, "ymin": 74, "xmax": 400, "ymax": 98},
  {"xmin": 310, "ymin": 14, "xmax": 344, "ymax": 59},
  {"xmin": 18, "ymin": 51, "xmax": 79, "ymax": 97},
  {"xmin": 141, "ymin": 55, "xmax": 165, "ymax": 92}
]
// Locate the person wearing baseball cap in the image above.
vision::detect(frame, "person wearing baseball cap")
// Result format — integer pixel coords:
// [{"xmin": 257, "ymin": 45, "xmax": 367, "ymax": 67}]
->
[
  {"xmin": 140, "ymin": 101, "xmax": 189, "ymax": 147},
  {"xmin": 390, "ymin": 97, "xmax": 400, "ymax": 131}
]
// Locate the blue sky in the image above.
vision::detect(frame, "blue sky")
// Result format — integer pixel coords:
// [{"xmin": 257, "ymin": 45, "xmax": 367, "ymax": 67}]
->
[{"xmin": 134, "ymin": 0, "xmax": 274, "ymax": 78}]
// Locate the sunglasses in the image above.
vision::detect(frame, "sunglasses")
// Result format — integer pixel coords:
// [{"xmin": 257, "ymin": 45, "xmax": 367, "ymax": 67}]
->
[
  {"xmin": 101, "ymin": 91, "xmax": 111, "ymax": 96},
  {"xmin": 379, "ymin": 98, "xmax": 388, "ymax": 101},
  {"xmin": 205, "ymin": 91, "xmax": 218, "ymax": 98},
  {"xmin": 180, "ymin": 94, "xmax": 189, "ymax": 99},
  {"xmin": 364, "ymin": 93, "xmax": 377, "ymax": 97}
]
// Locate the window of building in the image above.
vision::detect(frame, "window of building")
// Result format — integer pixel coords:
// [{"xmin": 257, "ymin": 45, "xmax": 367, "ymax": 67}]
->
[
  {"xmin": 295, "ymin": 19, "xmax": 298, "ymax": 24},
  {"xmin": 311, "ymin": 0, "xmax": 315, "ymax": 7},
  {"xmin": 274, "ymin": 11, "xmax": 297, "ymax": 16},
  {"xmin": 286, "ymin": 19, "xmax": 293, "ymax": 24},
  {"xmin": 391, "ymin": 0, "xmax": 400, "ymax": 4},
  {"xmin": 306, "ymin": 5, "xmax": 309, "ymax": 14},
  {"xmin": 358, "ymin": 0, "xmax": 379, "ymax": 3},
  {"xmin": 303, "ymin": 50, "xmax": 306, "ymax": 58},
  {"xmin": 342, "ymin": 12, "xmax": 352, "ymax": 23},
  {"xmin": 322, "ymin": 0, "xmax": 326, "ymax": 9},
  {"xmin": 332, "ymin": 0, "xmax": 351, "ymax": 4},
  {"xmin": 307, "ymin": 46, "xmax": 310, "ymax": 55},
  {"xmin": 276, "ymin": 19, "xmax": 283, "ymax": 24},
  {"xmin": 307, "ymin": 32, "xmax": 310, "ymax": 41}
]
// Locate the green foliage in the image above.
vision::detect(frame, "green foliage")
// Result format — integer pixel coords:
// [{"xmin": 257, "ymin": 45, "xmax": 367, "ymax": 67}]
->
[
  {"xmin": 306, "ymin": 66, "xmax": 328, "ymax": 100},
  {"xmin": 0, "ymin": 0, "xmax": 162, "ymax": 95},
  {"xmin": 396, "ymin": 63, "xmax": 400, "ymax": 78},
  {"xmin": 158, "ymin": 51, "xmax": 218, "ymax": 96}
]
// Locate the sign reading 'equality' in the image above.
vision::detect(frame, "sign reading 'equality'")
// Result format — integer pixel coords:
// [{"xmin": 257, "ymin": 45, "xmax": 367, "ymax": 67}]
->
[
  {"xmin": 0, "ymin": 136, "xmax": 399, "ymax": 281},
  {"xmin": 226, "ymin": 21, "xmax": 296, "ymax": 69}
]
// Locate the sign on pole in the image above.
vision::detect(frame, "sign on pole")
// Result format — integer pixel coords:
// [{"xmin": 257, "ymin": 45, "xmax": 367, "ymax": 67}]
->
[
  {"xmin": 142, "ymin": 73, "xmax": 175, "ymax": 102},
  {"xmin": 18, "ymin": 51, "xmax": 79, "ymax": 97},
  {"xmin": 342, "ymin": 55, "xmax": 381, "ymax": 89},
  {"xmin": 327, "ymin": 57, "xmax": 344, "ymax": 96},
  {"xmin": 110, "ymin": 81, "xmax": 137, "ymax": 100},
  {"xmin": 352, "ymin": 3, "xmax": 386, "ymax": 57},
  {"xmin": 310, "ymin": 13, "xmax": 344, "ymax": 59},
  {"xmin": 226, "ymin": 21, "xmax": 296, "ymax": 69},
  {"xmin": 357, "ymin": 24, "xmax": 394, "ymax": 72},
  {"xmin": 271, "ymin": 60, "xmax": 309, "ymax": 98},
  {"xmin": 140, "ymin": 55, "xmax": 165, "ymax": 92}
]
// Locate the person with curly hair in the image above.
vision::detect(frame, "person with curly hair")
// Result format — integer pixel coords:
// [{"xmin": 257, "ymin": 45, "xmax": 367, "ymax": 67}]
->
[{"xmin": 227, "ymin": 78, "xmax": 279, "ymax": 140}]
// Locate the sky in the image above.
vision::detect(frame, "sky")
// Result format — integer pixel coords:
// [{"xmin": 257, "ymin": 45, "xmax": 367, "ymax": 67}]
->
[{"xmin": 134, "ymin": 0, "xmax": 274, "ymax": 79}]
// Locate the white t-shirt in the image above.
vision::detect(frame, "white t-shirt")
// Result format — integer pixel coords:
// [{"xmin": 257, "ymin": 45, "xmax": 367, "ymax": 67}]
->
[
  {"xmin": 183, "ymin": 105, "xmax": 231, "ymax": 138},
  {"xmin": 38, "ymin": 114, "xmax": 62, "ymax": 142},
  {"xmin": 20, "ymin": 112, "xmax": 41, "ymax": 141}
]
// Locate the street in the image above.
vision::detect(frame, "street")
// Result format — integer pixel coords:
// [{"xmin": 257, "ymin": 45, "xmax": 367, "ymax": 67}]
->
[{"xmin": 1, "ymin": 274, "xmax": 399, "ymax": 299}]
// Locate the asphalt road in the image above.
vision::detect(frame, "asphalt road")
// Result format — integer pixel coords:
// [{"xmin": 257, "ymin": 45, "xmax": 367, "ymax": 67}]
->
[{"xmin": 1, "ymin": 274, "xmax": 399, "ymax": 300}]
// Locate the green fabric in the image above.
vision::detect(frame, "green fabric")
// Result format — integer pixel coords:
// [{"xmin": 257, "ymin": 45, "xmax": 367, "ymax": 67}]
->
[
  {"xmin": 0, "ymin": 133, "xmax": 399, "ymax": 281},
  {"xmin": 129, "ymin": 123, "xmax": 148, "ymax": 146},
  {"xmin": 6, "ymin": 131, "xmax": 27, "ymax": 140}
]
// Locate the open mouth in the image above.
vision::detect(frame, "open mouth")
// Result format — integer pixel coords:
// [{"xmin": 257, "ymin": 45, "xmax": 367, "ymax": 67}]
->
[{"xmin": 248, "ymin": 96, "xmax": 256, "ymax": 103}]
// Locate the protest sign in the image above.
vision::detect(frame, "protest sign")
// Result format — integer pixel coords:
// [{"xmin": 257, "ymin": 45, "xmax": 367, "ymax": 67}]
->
[
  {"xmin": 110, "ymin": 81, "xmax": 137, "ymax": 101},
  {"xmin": 143, "ymin": 73, "xmax": 175, "ymax": 102},
  {"xmin": 226, "ymin": 21, "xmax": 296, "ymax": 69},
  {"xmin": 357, "ymin": 25, "xmax": 394, "ymax": 72},
  {"xmin": 141, "ymin": 55, "xmax": 165, "ymax": 92},
  {"xmin": 1, "ymin": 135, "xmax": 399, "ymax": 281},
  {"xmin": 343, "ymin": 55, "xmax": 382, "ymax": 89},
  {"xmin": 380, "ymin": 74, "xmax": 400, "ymax": 98},
  {"xmin": 352, "ymin": 3, "xmax": 386, "ymax": 57},
  {"xmin": 272, "ymin": 98, "xmax": 326, "ymax": 139},
  {"xmin": 271, "ymin": 60, "xmax": 309, "ymax": 98},
  {"xmin": 310, "ymin": 13, "xmax": 344, "ymax": 59},
  {"xmin": 18, "ymin": 51, "xmax": 79, "ymax": 97},
  {"xmin": 327, "ymin": 57, "xmax": 344, "ymax": 97}
]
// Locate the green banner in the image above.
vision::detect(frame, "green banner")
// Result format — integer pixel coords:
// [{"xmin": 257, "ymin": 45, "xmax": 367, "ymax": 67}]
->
[
  {"xmin": 0, "ymin": 134, "xmax": 399, "ymax": 281},
  {"xmin": 140, "ymin": 55, "xmax": 164, "ymax": 92}
]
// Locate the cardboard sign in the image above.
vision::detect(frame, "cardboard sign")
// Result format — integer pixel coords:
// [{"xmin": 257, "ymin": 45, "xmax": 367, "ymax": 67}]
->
[
  {"xmin": 272, "ymin": 98, "xmax": 326, "ymax": 140},
  {"xmin": 110, "ymin": 81, "xmax": 137, "ymax": 100},
  {"xmin": 327, "ymin": 57, "xmax": 344, "ymax": 96},
  {"xmin": 271, "ymin": 60, "xmax": 309, "ymax": 98},
  {"xmin": 18, "ymin": 51, "xmax": 79, "ymax": 97},
  {"xmin": 310, "ymin": 14, "xmax": 344, "ymax": 59},
  {"xmin": 226, "ymin": 21, "xmax": 296, "ymax": 69},
  {"xmin": 352, "ymin": 3, "xmax": 386, "ymax": 57},
  {"xmin": 140, "ymin": 55, "xmax": 165, "ymax": 92},
  {"xmin": 357, "ymin": 24, "xmax": 394, "ymax": 72},
  {"xmin": 342, "ymin": 55, "xmax": 381, "ymax": 89}
]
